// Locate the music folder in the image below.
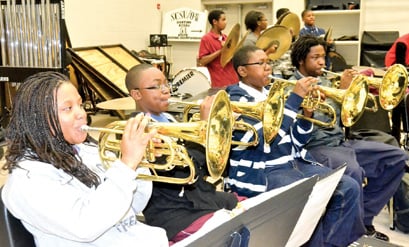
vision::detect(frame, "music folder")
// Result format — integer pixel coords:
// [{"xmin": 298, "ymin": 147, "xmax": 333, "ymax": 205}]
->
[
  {"xmin": 286, "ymin": 164, "xmax": 347, "ymax": 247},
  {"xmin": 174, "ymin": 164, "xmax": 346, "ymax": 247},
  {"xmin": 173, "ymin": 176, "xmax": 318, "ymax": 247}
]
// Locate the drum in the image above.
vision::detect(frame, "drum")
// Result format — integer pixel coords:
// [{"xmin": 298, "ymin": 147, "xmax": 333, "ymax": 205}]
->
[
  {"xmin": 96, "ymin": 97, "xmax": 135, "ymax": 111},
  {"xmin": 171, "ymin": 67, "xmax": 211, "ymax": 96}
]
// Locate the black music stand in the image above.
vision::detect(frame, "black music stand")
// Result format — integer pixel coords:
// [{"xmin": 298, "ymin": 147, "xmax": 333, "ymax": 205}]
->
[{"xmin": 173, "ymin": 176, "xmax": 317, "ymax": 247}]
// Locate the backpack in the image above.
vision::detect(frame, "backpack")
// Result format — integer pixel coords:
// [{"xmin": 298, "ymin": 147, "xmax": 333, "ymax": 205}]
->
[{"xmin": 393, "ymin": 171, "xmax": 409, "ymax": 233}]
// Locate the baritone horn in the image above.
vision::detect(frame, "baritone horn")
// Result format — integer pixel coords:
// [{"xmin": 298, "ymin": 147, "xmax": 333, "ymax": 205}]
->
[
  {"xmin": 270, "ymin": 75, "xmax": 371, "ymax": 127},
  {"xmin": 82, "ymin": 90, "xmax": 234, "ymax": 184},
  {"xmin": 322, "ymin": 64, "xmax": 408, "ymax": 110},
  {"xmin": 174, "ymin": 94, "xmax": 274, "ymax": 144},
  {"xmin": 229, "ymin": 81, "xmax": 296, "ymax": 144},
  {"xmin": 279, "ymin": 75, "xmax": 377, "ymax": 127},
  {"xmin": 171, "ymin": 100, "xmax": 259, "ymax": 147}
]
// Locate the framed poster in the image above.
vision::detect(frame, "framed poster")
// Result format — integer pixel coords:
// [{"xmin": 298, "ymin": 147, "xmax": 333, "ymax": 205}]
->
[{"xmin": 162, "ymin": 8, "xmax": 207, "ymax": 41}]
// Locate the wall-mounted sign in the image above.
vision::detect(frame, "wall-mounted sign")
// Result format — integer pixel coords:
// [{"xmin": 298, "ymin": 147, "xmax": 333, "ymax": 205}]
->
[{"xmin": 162, "ymin": 8, "xmax": 207, "ymax": 41}]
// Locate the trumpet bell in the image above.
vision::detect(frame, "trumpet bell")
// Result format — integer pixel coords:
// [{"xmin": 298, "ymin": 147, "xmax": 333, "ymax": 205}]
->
[{"xmin": 378, "ymin": 63, "xmax": 408, "ymax": 110}]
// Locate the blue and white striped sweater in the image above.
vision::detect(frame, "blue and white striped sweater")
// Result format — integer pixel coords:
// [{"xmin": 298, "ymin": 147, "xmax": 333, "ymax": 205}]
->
[{"xmin": 226, "ymin": 83, "xmax": 314, "ymax": 197}]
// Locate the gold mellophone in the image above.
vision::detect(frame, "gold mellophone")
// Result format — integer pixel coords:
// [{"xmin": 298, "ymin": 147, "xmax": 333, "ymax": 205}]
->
[
  {"xmin": 268, "ymin": 74, "xmax": 375, "ymax": 127},
  {"xmin": 80, "ymin": 90, "xmax": 257, "ymax": 185},
  {"xmin": 321, "ymin": 64, "xmax": 408, "ymax": 111}
]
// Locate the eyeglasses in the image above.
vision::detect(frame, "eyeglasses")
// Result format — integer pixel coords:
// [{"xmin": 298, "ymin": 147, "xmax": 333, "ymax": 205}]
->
[
  {"xmin": 241, "ymin": 60, "xmax": 274, "ymax": 67},
  {"xmin": 133, "ymin": 83, "xmax": 171, "ymax": 93}
]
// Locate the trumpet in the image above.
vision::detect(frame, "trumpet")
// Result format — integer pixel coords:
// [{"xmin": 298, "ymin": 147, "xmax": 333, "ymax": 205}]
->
[
  {"xmin": 322, "ymin": 64, "xmax": 408, "ymax": 110},
  {"xmin": 82, "ymin": 90, "xmax": 235, "ymax": 184},
  {"xmin": 270, "ymin": 75, "xmax": 372, "ymax": 127},
  {"xmin": 82, "ymin": 124, "xmax": 196, "ymax": 185},
  {"xmin": 268, "ymin": 75, "xmax": 337, "ymax": 125}
]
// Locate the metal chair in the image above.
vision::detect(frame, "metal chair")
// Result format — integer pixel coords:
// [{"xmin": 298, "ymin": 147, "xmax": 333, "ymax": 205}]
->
[{"xmin": 0, "ymin": 187, "xmax": 35, "ymax": 247}]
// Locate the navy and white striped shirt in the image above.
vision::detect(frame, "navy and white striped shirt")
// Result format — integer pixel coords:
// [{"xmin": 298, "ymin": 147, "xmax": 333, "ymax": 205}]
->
[{"xmin": 225, "ymin": 82, "xmax": 314, "ymax": 197}]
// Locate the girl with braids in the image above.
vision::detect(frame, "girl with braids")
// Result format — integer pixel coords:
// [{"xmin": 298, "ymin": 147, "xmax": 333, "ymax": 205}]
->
[{"xmin": 1, "ymin": 71, "xmax": 168, "ymax": 246}]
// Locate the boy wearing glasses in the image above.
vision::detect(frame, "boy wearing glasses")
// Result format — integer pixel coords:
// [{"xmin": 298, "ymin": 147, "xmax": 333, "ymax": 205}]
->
[
  {"xmin": 125, "ymin": 63, "xmax": 240, "ymax": 244},
  {"xmin": 225, "ymin": 45, "xmax": 365, "ymax": 246}
]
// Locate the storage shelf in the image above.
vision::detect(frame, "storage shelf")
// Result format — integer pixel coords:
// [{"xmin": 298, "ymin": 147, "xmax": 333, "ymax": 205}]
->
[
  {"xmin": 168, "ymin": 39, "xmax": 201, "ymax": 43},
  {"xmin": 333, "ymin": 41, "xmax": 360, "ymax": 45},
  {"xmin": 310, "ymin": 1, "xmax": 363, "ymax": 66},
  {"xmin": 202, "ymin": 0, "xmax": 270, "ymax": 4},
  {"xmin": 313, "ymin": 9, "xmax": 360, "ymax": 16}
]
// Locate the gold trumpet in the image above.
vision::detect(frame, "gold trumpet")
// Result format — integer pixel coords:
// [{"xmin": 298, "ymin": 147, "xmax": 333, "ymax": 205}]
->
[
  {"xmin": 82, "ymin": 90, "xmax": 234, "ymax": 184},
  {"xmin": 268, "ymin": 75, "xmax": 337, "ymax": 126},
  {"xmin": 270, "ymin": 75, "xmax": 372, "ymax": 127},
  {"xmin": 322, "ymin": 64, "xmax": 408, "ymax": 110},
  {"xmin": 82, "ymin": 123, "xmax": 196, "ymax": 184}
]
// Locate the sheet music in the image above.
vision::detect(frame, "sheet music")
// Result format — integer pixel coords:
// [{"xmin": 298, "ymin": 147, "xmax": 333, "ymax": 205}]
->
[
  {"xmin": 285, "ymin": 166, "xmax": 347, "ymax": 247},
  {"xmin": 238, "ymin": 178, "xmax": 308, "ymax": 211},
  {"xmin": 172, "ymin": 179, "xmax": 308, "ymax": 247}
]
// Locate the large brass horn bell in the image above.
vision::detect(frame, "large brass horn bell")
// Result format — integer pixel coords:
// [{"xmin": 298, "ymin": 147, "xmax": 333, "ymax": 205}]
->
[
  {"xmin": 229, "ymin": 81, "xmax": 286, "ymax": 144},
  {"xmin": 369, "ymin": 64, "xmax": 408, "ymax": 110}
]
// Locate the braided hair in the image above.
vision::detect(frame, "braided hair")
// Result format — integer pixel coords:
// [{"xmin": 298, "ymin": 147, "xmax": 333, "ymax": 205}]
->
[{"xmin": 3, "ymin": 71, "xmax": 100, "ymax": 188}]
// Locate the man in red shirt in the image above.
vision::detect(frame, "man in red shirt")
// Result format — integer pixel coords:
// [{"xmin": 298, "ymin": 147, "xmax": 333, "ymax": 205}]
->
[
  {"xmin": 385, "ymin": 33, "xmax": 409, "ymax": 67},
  {"xmin": 198, "ymin": 10, "xmax": 238, "ymax": 90}
]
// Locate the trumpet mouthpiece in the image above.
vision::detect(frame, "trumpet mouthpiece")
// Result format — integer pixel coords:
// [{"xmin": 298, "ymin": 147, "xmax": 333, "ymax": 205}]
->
[{"xmin": 80, "ymin": 125, "xmax": 90, "ymax": 132}]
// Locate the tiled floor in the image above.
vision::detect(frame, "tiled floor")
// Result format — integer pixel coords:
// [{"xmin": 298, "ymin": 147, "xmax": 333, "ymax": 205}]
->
[{"xmin": 0, "ymin": 112, "xmax": 409, "ymax": 246}]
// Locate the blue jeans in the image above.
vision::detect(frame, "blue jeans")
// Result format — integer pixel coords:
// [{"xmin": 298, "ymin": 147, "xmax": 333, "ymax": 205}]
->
[
  {"xmin": 309, "ymin": 139, "xmax": 407, "ymax": 225},
  {"xmin": 265, "ymin": 160, "xmax": 365, "ymax": 247}
]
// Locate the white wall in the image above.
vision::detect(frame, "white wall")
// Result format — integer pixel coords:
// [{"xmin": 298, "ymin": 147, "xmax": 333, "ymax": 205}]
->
[
  {"xmin": 361, "ymin": 0, "xmax": 409, "ymax": 35},
  {"xmin": 64, "ymin": 0, "xmax": 409, "ymax": 74},
  {"xmin": 65, "ymin": 0, "xmax": 202, "ymax": 75}
]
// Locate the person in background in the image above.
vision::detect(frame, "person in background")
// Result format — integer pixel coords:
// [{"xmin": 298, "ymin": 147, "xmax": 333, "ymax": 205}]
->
[
  {"xmin": 276, "ymin": 7, "xmax": 289, "ymax": 21},
  {"xmin": 271, "ymin": 7, "xmax": 295, "ymax": 79},
  {"xmin": 299, "ymin": 9, "xmax": 334, "ymax": 69},
  {"xmin": 385, "ymin": 33, "xmax": 409, "ymax": 68},
  {"xmin": 290, "ymin": 35, "xmax": 408, "ymax": 242},
  {"xmin": 242, "ymin": 10, "xmax": 268, "ymax": 47},
  {"xmin": 198, "ymin": 10, "xmax": 239, "ymax": 91},
  {"xmin": 226, "ymin": 45, "xmax": 365, "ymax": 246},
  {"xmin": 125, "ymin": 63, "xmax": 240, "ymax": 244},
  {"xmin": 242, "ymin": 9, "xmax": 280, "ymax": 63},
  {"xmin": 1, "ymin": 71, "xmax": 168, "ymax": 246}
]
